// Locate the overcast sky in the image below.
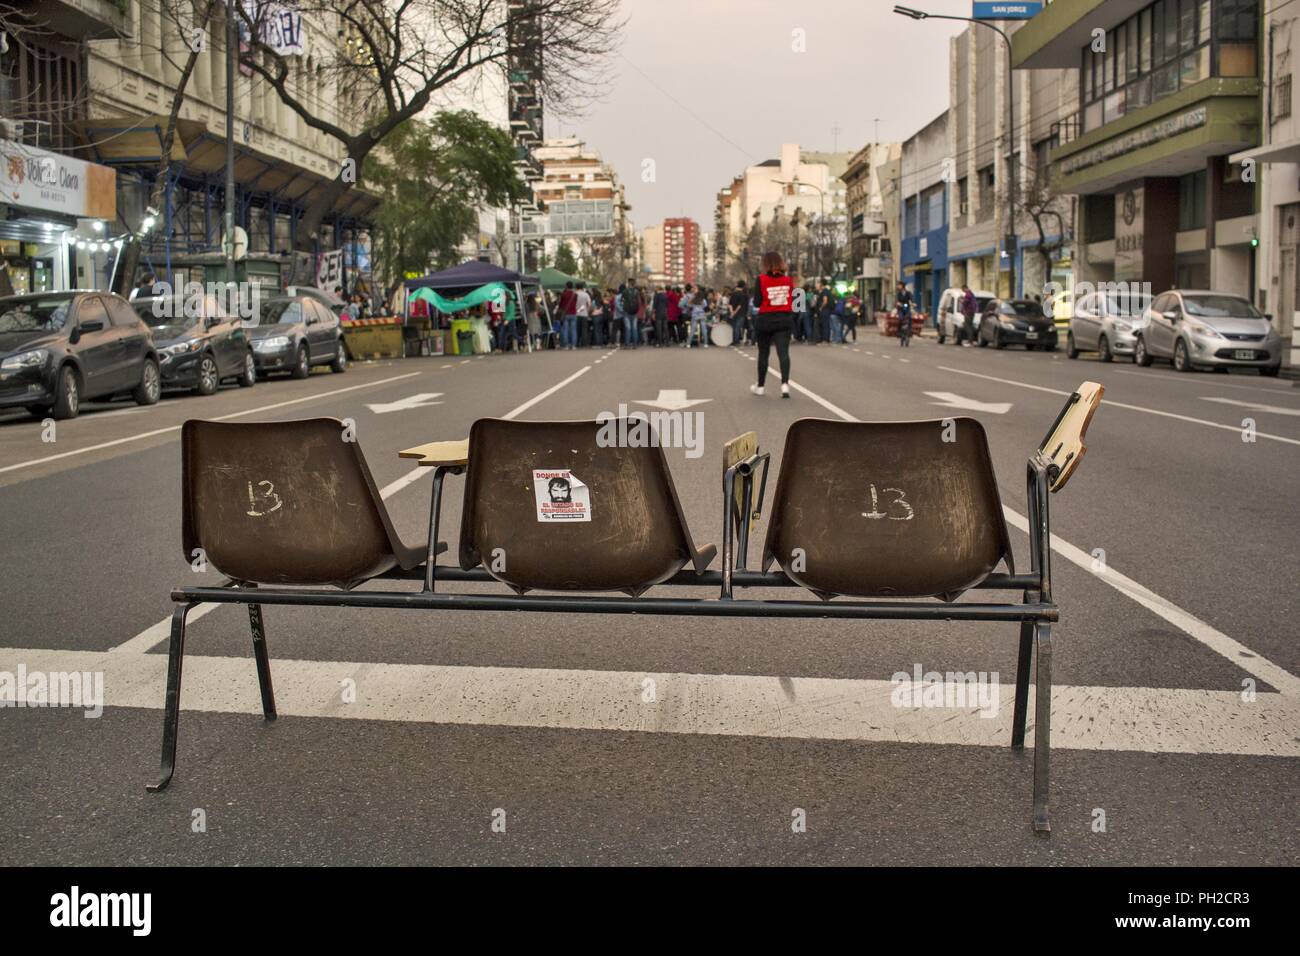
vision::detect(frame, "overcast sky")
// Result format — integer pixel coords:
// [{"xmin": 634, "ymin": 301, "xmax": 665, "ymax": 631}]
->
[{"xmin": 546, "ymin": 0, "xmax": 975, "ymax": 232}]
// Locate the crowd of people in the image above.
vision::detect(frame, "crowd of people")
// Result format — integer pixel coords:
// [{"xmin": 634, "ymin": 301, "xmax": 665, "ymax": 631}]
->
[{"xmin": 495, "ymin": 276, "xmax": 871, "ymax": 353}]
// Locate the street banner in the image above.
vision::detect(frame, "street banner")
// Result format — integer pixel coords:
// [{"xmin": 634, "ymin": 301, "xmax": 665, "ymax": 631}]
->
[{"xmin": 316, "ymin": 249, "xmax": 343, "ymax": 293}]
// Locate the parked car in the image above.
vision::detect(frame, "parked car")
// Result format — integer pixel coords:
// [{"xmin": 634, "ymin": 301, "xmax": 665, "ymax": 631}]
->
[
  {"xmin": 132, "ymin": 293, "xmax": 255, "ymax": 395},
  {"xmin": 0, "ymin": 291, "xmax": 160, "ymax": 419},
  {"xmin": 1067, "ymin": 288, "xmax": 1153, "ymax": 362},
  {"xmin": 248, "ymin": 295, "xmax": 348, "ymax": 378},
  {"xmin": 1135, "ymin": 289, "xmax": 1282, "ymax": 375},
  {"xmin": 935, "ymin": 287, "xmax": 994, "ymax": 344},
  {"xmin": 285, "ymin": 285, "xmax": 347, "ymax": 318},
  {"xmin": 977, "ymin": 298, "xmax": 1058, "ymax": 350}
]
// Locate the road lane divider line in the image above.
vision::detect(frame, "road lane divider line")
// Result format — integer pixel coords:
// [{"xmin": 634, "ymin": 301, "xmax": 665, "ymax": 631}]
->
[
  {"xmin": 757, "ymin": 356, "xmax": 1300, "ymax": 695},
  {"xmin": 0, "ymin": 372, "xmax": 423, "ymax": 476},
  {"xmin": 3, "ymin": 646, "xmax": 1295, "ymax": 756},
  {"xmin": 109, "ymin": 365, "xmax": 596, "ymax": 654},
  {"xmin": 937, "ymin": 366, "xmax": 1300, "ymax": 447}
]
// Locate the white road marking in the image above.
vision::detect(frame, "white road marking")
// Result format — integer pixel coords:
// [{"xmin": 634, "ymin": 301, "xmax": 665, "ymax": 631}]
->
[
  {"xmin": 108, "ymin": 603, "xmax": 220, "ymax": 655},
  {"xmin": 757, "ymin": 356, "xmax": 1300, "ymax": 695},
  {"xmin": 634, "ymin": 389, "xmax": 711, "ymax": 411},
  {"xmin": 440, "ymin": 364, "xmax": 453, "ymax": 369},
  {"xmin": 926, "ymin": 392, "xmax": 1013, "ymax": 414},
  {"xmin": 3, "ymin": 646, "xmax": 1295, "ymax": 756},
  {"xmin": 0, "ymin": 372, "xmax": 424, "ymax": 476},
  {"xmin": 937, "ymin": 366, "xmax": 1300, "ymax": 447},
  {"xmin": 364, "ymin": 392, "xmax": 445, "ymax": 414},
  {"xmin": 1201, "ymin": 396, "xmax": 1300, "ymax": 417}
]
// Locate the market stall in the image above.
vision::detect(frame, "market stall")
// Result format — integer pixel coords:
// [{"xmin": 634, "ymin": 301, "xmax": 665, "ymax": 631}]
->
[{"xmin": 403, "ymin": 262, "xmax": 546, "ymax": 355}]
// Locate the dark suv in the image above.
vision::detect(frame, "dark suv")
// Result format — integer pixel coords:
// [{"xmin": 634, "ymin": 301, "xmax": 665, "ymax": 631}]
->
[
  {"xmin": 249, "ymin": 295, "xmax": 348, "ymax": 378},
  {"xmin": 132, "ymin": 293, "xmax": 256, "ymax": 395},
  {"xmin": 0, "ymin": 291, "xmax": 161, "ymax": 419}
]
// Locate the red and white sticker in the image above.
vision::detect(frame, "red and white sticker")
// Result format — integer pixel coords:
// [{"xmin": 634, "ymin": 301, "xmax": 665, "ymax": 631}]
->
[{"xmin": 532, "ymin": 469, "xmax": 591, "ymax": 522}]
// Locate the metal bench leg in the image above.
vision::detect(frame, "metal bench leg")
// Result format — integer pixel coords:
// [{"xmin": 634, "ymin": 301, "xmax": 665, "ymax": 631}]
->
[
  {"xmin": 1011, "ymin": 619, "xmax": 1033, "ymax": 749},
  {"xmin": 1032, "ymin": 620, "xmax": 1053, "ymax": 834},
  {"xmin": 248, "ymin": 602, "xmax": 277, "ymax": 721},
  {"xmin": 146, "ymin": 602, "xmax": 195, "ymax": 793}
]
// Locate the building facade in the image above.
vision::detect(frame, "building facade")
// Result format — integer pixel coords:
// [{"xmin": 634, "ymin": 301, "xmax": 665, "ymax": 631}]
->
[
  {"xmin": 530, "ymin": 137, "xmax": 634, "ymax": 280},
  {"xmin": 1014, "ymin": 0, "xmax": 1261, "ymax": 299},
  {"xmin": 843, "ymin": 142, "xmax": 902, "ymax": 314},
  {"xmin": 899, "ymin": 111, "xmax": 950, "ymax": 318}
]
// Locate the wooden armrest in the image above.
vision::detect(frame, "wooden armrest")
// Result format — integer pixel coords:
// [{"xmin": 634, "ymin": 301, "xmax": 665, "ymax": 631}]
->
[
  {"xmin": 1041, "ymin": 382, "xmax": 1103, "ymax": 493},
  {"xmin": 398, "ymin": 439, "xmax": 469, "ymax": 467}
]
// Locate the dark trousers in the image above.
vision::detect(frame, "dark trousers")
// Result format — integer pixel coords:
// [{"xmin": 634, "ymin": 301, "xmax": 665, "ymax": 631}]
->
[
  {"xmin": 755, "ymin": 313, "xmax": 794, "ymax": 385},
  {"xmin": 654, "ymin": 314, "xmax": 667, "ymax": 345}
]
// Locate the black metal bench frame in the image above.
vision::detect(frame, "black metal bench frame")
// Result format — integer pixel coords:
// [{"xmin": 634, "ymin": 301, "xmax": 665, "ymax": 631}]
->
[{"xmin": 148, "ymin": 438, "xmax": 1062, "ymax": 834}]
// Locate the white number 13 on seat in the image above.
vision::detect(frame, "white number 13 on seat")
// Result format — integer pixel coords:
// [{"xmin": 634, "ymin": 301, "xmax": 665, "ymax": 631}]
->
[{"xmin": 862, "ymin": 484, "xmax": 914, "ymax": 521}]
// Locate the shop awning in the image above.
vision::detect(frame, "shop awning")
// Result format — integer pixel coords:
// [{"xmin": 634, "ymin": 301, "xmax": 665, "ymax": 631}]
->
[
  {"xmin": 1230, "ymin": 136, "xmax": 1300, "ymax": 166},
  {"xmin": 68, "ymin": 115, "xmax": 381, "ymax": 220},
  {"xmin": 405, "ymin": 261, "xmax": 539, "ymax": 295}
]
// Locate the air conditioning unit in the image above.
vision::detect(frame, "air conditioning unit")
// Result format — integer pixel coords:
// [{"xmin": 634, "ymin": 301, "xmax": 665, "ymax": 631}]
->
[{"xmin": 959, "ymin": 201, "xmax": 969, "ymax": 216}]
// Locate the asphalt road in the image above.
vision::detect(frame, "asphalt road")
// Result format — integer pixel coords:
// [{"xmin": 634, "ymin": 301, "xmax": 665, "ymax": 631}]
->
[{"xmin": 1, "ymin": 331, "xmax": 1297, "ymax": 865}]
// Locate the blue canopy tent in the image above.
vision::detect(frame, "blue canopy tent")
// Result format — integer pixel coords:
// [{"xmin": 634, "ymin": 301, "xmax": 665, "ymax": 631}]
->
[{"xmin": 402, "ymin": 261, "xmax": 552, "ymax": 350}]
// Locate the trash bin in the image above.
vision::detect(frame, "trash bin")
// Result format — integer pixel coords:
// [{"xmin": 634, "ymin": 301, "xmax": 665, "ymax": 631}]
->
[{"xmin": 456, "ymin": 329, "xmax": 476, "ymax": 356}]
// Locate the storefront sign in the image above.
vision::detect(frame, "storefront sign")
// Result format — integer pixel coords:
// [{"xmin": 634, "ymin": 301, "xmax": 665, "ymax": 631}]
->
[
  {"xmin": 972, "ymin": 2, "xmax": 1043, "ymax": 19},
  {"xmin": 0, "ymin": 141, "xmax": 116, "ymax": 220},
  {"xmin": 1060, "ymin": 107, "xmax": 1208, "ymax": 176},
  {"xmin": 1114, "ymin": 186, "xmax": 1144, "ymax": 280}
]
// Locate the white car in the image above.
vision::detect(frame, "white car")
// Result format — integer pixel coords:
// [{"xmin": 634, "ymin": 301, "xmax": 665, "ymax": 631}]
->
[{"xmin": 936, "ymin": 287, "xmax": 994, "ymax": 344}]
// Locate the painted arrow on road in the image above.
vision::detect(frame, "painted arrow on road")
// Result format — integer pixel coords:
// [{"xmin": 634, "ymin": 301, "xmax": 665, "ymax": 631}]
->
[
  {"xmin": 1201, "ymin": 397, "xmax": 1300, "ymax": 417},
  {"xmin": 925, "ymin": 392, "xmax": 1013, "ymax": 414},
  {"xmin": 365, "ymin": 392, "xmax": 445, "ymax": 414},
  {"xmin": 634, "ymin": 389, "xmax": 712, "ymax": 411}
]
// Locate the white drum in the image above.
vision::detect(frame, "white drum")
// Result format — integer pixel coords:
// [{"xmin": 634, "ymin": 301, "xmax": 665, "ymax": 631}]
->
[{"xmin": 710, "ymin": 322, "xmax": 734, "ymax": 347}]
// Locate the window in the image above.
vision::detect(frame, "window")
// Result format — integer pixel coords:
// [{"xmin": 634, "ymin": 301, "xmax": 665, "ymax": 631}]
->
[
  {"xmin": 76, "ymin": 296, "xmax": 108, "ymax": 329},
  {"xmin": 1178, "ymin": 170, "xmax": 1206, "ymax": 230}
]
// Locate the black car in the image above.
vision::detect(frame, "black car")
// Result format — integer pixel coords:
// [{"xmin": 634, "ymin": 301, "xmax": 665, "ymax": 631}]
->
[
  {"xmin": 132, "ymin": 293, "xmax": 256, "ymax": 395},
  {"xmin": 978, "ymin": 298, "xmax": 1059, "ymax": 351},
  {"xmin": 0, "ymin": 291, "xmax": 161, "ymax": 419},
  {"xmin": 248, "ymin": 295, "xmax": 348, "ymax": 378}
]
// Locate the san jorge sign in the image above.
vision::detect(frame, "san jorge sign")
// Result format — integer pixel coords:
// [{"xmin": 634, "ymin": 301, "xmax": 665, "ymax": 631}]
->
[
  {"xmin": 972, "ymin": 2, "xmax": 1044, "ymax": 19},
  {"xmin": 1, "ymin": 141, "xmax": 116, "ymax": 220}
]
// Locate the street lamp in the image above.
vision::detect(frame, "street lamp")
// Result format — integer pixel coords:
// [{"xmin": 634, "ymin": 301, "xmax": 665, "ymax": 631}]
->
[{"xmin": 893, "ymin": 5, "xmax": 1017, "ymax": 291}]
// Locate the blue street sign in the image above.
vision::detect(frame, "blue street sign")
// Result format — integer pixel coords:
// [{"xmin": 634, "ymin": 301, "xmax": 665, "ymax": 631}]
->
[{"xmin": 972, "ymin": 2, "xmax": 1043, "ymax": 18}]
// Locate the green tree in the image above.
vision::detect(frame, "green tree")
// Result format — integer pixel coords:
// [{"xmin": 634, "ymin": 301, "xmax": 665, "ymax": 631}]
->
[
  {"xmin": 366, "ymin": 111, "xmax": 528, "ymax": 287},
  {"xmin": 554, "ymin": 240, "xmax": 579, "ymax": 276}
]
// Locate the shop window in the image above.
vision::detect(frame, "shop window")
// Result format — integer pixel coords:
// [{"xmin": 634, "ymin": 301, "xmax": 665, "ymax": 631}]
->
[
  {"xmin": 1180, "ymin": 46, "xmax": 1210, "ymax": 86},
  {"xmin": 1178, "ymin": 170, "xmax": 1206, "ymax": 231},
  {"xmin": 1217, "ymin": 43, "xmax": 1257, "ymax": 76}
]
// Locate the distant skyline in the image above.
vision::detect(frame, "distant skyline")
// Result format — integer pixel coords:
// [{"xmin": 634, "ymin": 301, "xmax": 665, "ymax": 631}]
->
[{"xmin": 546, "ymin": 0, "xmax": 974, "ymax": 232}]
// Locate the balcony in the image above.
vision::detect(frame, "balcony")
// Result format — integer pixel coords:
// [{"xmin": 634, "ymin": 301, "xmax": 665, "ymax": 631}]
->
[
  {"xmin": 13, "ymin": 0, "xmax": 128, "ymax": 40},
  {"xmin": 1012, "ymin": 0, "xmax": 1150, "ymax": 69}
]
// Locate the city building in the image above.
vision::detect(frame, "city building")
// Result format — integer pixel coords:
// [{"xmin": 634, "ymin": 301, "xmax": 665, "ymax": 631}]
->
[
  {"xmin": 947, "ymin": 17, "xmax": 1079, "ymax": 300},
  {"xmin": 642, "ymin": 224, "xmax": 666, "ymax": 283},
  {"xmin": 1013, "ymin": 0, "xmax": 1261, "ymax": 298},
  {"xmin": 843, "ymin": 142, "xmax": 902, "ymax": 314},
  {"xmin": 714, "ymin": 144, "xmax": 850, "ymax": 277},
  {"xmin": 529, "ymin": 136, "xmax": 634, "ymax": 280},
  {"xmin": 899, "ymin": 111, "xmax": 950, "ymax": 317},
  {"xmin": 662, "ymin": 217, "xmax": 700, "ymax": 285},
  {"xmin": 1231, "ymin": 1, "xmax": 1300, "ymax": 368}
]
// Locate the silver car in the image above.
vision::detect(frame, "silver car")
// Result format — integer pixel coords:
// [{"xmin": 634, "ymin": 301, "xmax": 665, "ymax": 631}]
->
[
  {"xmin": 1067, "ymin": 288, "xmax": 1152, "ymax": 362},
  {"xmin": 1135, "ymin": 290, "xmax": 1282, "ymax": 375}
]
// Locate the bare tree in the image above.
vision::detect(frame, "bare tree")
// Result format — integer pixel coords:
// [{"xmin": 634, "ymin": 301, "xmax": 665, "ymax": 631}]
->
[
  {"xmin": 1014, "ymin": 162, "xmax": 1073, "ymax": 293},
  {"xmin": 238, "ymin": 0, "xmax": 622, "ymax": 254}
]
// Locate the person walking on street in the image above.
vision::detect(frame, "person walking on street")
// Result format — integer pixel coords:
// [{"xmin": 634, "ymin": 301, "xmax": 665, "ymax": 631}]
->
[
  {"xmin": 959, "ymin": 283, "xmax": 977, "ymax": 347},
  {"xmin": 750, "ymin": 251, "xmax": 795, "ymax": 398},
  {"xmin": 895, "ymin": 281, "xmax": 913, "ymax": 348}
]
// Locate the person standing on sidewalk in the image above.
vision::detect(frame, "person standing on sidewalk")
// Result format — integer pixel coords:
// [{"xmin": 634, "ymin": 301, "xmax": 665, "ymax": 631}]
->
[
  {"xmin": 959, "ymin": 283, "xmax": 977, "ymax": 347},
  {"xmin": 621, "ymin": 281, "xmax": 641, "ymax": 348},
  {"xmin": 557, "ymin": 281, "xmax": 578, "ymax": 350},
  {"xmin": 575, "ymin": 281, "xmax": 592, "ymax": 348},
  {"xmin": 750, "ymin": 251, "xmax": 795, "ymax": 398},
  {"xmin": 652, "ymin": 285, "xmax": 669, "ymax": 346}
]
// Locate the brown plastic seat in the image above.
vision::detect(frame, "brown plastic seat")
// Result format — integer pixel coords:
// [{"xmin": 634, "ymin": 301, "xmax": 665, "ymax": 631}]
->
[
  {"xmin": 458, "ymin": 418, "xmax": 715, "ymax": 594},
  {"xmin": 182, "ymin": 418, "xmax": 430, "ymax": 589},
  {"xmin": 762, "ymin": 418, "xmax": 1012, "ymax": 600}
]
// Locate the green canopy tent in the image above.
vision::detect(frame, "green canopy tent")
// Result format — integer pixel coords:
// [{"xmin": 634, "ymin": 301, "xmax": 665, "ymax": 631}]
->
[{"xmin": 537, "ymin": 267, "xmax": 581, "ymax": 291}]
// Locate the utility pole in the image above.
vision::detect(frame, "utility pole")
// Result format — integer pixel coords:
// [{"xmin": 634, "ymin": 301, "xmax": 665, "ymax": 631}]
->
[{"xmin": 224, "ymin": 0, "xmax": 236, "ymax": 287}]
